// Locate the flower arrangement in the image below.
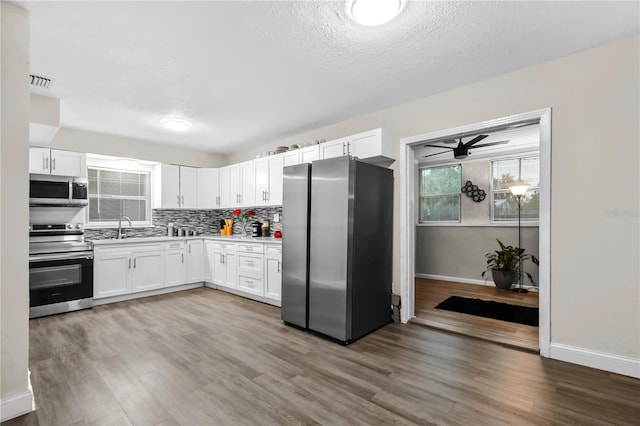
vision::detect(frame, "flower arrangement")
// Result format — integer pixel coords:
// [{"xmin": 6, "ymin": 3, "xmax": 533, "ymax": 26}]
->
[{"xmin": 232, "ymin": 209, "xmax": 254, "ymax": 223}]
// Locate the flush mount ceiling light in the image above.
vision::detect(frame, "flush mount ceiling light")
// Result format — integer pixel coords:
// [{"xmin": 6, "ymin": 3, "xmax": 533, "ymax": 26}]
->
[
  {"xmin": 348, "ymin": 0, "xmax": 402, "ymax": 26},
  {"xmin": 160, "ymin": 118, "xmax": 192, "ymax": 131}
]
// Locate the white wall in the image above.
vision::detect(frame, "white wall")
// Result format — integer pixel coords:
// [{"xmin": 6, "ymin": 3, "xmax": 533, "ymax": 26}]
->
[
  {"xmin": 230, "ymin": 36, "xmax": 640, "ymax": 362},
  {"xmin": 50, "ymin": 127, "xmax": 227, "ymax": 168},
  {"xmin": 1, "ymin": 3, "xmax": 34, "ymax": 421}
]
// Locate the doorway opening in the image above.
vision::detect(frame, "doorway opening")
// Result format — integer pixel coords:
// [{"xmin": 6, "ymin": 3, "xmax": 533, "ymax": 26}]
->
[{"xmin": 398, "ymin": 109, "xmax": 551, "ymax": 356}]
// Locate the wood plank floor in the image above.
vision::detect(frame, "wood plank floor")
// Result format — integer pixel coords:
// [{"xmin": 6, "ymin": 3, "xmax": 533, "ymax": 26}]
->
[
  {"xmin": 4, "ymin": 287, "xmax": 640, "ymax": 426},
  {"xmin": 413, "ymin": 278, "xmax": 540, "ymax": 352}
]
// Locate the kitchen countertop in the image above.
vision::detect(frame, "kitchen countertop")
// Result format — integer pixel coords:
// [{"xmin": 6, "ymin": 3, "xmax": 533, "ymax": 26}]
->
[{"xmin": 91, "ymin": 234, "xmax": 282, "ymax": 246}]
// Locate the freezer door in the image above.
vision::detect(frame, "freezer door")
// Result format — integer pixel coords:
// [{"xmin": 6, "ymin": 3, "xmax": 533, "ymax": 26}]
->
[
  {"xmin": 281, "ymin": 163, "xmax": 311, "ymax": 328},
  {"xmin": 308, "ymin": 157, "xmax": 353, "ymax": 341}
]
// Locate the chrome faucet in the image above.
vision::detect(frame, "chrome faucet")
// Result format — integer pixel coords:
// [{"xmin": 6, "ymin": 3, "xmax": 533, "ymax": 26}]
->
[{"xmin": 118, "ymin": 216, "xmax": 132, "ymax": 239}]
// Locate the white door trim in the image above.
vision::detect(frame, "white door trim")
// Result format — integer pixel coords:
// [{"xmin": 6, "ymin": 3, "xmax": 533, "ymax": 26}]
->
[{"xmin": 398, "ymin": 108, "xmax": 552, "ymax": 357}]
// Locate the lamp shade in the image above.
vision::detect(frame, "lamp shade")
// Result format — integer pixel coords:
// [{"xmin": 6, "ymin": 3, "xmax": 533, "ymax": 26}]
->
[{"xmin": 509, "ymin": 185, "xmax": 529, "ymax": 196}]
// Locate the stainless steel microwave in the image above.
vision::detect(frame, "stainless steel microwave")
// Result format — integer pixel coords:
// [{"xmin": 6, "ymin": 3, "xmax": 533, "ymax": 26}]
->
[{"xmin": 29, "ymin": 174, "xmax": 89, "ymax": 207}]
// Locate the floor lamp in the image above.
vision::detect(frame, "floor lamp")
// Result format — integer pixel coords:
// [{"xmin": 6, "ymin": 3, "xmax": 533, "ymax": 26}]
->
[{"xmin": 509, "ymin": 184, "xmax": 529, "ymax": 293}]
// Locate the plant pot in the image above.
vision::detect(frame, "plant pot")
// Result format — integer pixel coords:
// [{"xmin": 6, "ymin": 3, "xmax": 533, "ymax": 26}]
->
[{"xmin": 491, "ymin": 269, "xmax": 516, "ymax": 291}]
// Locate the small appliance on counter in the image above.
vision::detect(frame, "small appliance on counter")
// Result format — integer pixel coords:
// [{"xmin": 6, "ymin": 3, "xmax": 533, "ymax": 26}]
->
[{"xmin": 252, "ymin": 221, "xmax": 262, "ymax": 237}]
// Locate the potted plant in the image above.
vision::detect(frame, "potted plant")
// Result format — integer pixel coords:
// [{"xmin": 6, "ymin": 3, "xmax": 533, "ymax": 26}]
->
[
  {"xmin": 482, "ymin": 239, "xmax": 539, "ymax": 290},
  {"xmin": 232, "ymin": 209, "xmax": 255, "ymax": 235}
]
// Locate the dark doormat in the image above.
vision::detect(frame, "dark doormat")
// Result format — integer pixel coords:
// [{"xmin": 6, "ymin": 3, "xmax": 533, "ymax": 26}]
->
[{"xmin": 435, "ymin": 296, "xmax": 539, "ymax": 327}]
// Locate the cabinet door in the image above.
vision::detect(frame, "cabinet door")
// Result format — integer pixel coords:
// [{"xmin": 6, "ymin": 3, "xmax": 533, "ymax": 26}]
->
[
  {"xmin": 254, "ymin": 158, "xmax": 269, "ymax": 207},
  {"xmin": 266, "ymin": 155, "xmax": 284, "ymax": 206},
  {"xmin": 50, "ymin": 150, "xmax": 85, "ymax": 177},
  {"xmin": 94, "ymin": 251, "xmax": 130, "ymax": 298},
  {"xmin": 159, "ymin": 164, "xmax": 181, "ymax": 208},
  {"xmin": 299, "ymin": 145, "xmax": 320, "ymax": 164},
  {"xmin": 212, "ymin": 249, "xmax": 225, "ymax": 286},
  {"xmin": 186, "ymin": 240, "xmax": 204, "ymax": 283},
  {"xmin": 227, "ymin": 164, "xmax": 241, "ymax": 207},
  {"xmin": 131, "ymin": 250, "xmax": 165, "ymax": 292},
  {"xmin": 320, "ymin": 137, "xmax": 348, "ymax": 160},
  {"xmin": 224, "ymin": 251, "xmax": 237, "ymax": 288},
  {"xmin": 197, "ymin": 168, "xmax": 220, "ymax": 209},
  {"xmin": 348, "ymin": 129, "xmax": 380, "ymax": 159},
  {"xmin": 282, "ymin": 150, "xmax": 299, "ymax": 167},
  {"xmin": 219, "ymin": 166, "xmax": 232, "ymax": 208},
  {"xmin": 179, "ymin": 166, "xmax": 198, "ymax": 208},
  {"xmin": 165, "ymin": 249, "xmax": 186, "ymax": 287},
  {"xmin": 203, "ymin": 241, "xmax": 215, "ymax": 283},
  {"xmin": 239, "ymin": 160, "xmax": 254, "ymax": 207},
  {"xmin": 29, "ymin": 147, "xmax": 50, "ymax": 174},
  {"xmin": 265, "ymin": 254, "xmax": 282, "ymax": 301}
]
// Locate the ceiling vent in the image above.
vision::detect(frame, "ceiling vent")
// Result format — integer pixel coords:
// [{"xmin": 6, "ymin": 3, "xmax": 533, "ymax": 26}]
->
[{"xmin": 29, "ymin": 74, "xmax": 52, "ymax": 89}]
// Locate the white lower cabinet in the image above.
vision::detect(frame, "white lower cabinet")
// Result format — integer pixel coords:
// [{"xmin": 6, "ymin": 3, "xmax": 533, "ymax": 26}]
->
[
  {"xmin": 94, "ymin": 238, "xmax": 282, "ymax": 306},
  {"xmin": 165, "ymin": 248, "xmax": 186, "ymax": 287},
  {"xmin": 130, "ymin": 250, "xmax": 165, "ymax": 292},
  {"xmin": 264, "ymin": 244, "xmax": 282, "ymax": 301},
  {"xmin": 186, "ymin": 240, "xmax": 204, "ymax": 283},
  {"xmin": 212, "ymin": 242, "xmax": 237, "ymax": 289},
  {"xmin": 95, "ymin": 244, "xmax": 166, "ymax": 299}
]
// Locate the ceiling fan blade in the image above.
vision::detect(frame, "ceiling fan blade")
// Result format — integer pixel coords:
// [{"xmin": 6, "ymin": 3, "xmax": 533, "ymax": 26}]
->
[
  {"xmin": 441, "ymin": 139, "xmax": 458, "ymax": 144},
  {"xmin": 424, "ymin": 144, "xmax": 455, "ymax": 150},
  {"xmin": 422, "ymin": 151, "xmax": 451, "ymax": 158},
  {"xmin": 463, "ymin": 134, "xmax": 489, "ymax": 148},
  {"xmin": 472, "ymin": 140, "xmax": 510, "ymax": 148}
]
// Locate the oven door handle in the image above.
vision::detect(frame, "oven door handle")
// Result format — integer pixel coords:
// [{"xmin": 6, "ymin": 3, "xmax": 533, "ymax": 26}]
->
[{"xmin": 29, "ymin": 252, "xmax": 94, "ymax": 262}]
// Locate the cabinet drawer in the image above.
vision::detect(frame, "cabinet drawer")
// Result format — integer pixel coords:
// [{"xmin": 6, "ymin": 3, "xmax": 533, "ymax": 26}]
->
[
  {"xmin": 238, "ymin": 253, "xmax": 263, "ymax": 274},
  {"xmin": 165, "ymin": 241, "xmax": 186, "ymax": 250},
  {"xmin": 238, "ymin": 273, "xmax": 264, "ymax": 295},
  {"xmin": 265, "ymin": 244, "xmax": 282, "ymax": 254},
  {"xmin": 214, "ymin": 242, "xmax": 237, "ymax": 251},
  {"xmin": 237, "ymin": 243, "xmax": 263, "ymax": 254}
]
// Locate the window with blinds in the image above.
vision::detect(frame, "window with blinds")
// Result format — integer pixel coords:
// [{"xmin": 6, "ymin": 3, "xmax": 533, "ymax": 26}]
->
[
  {"xmin": 491, "ymin": 156, "xmax": 540, "ymax": 221},
  {"xmin": 88, "ymin": 167, "xmax": 151, "ymax": 225},
  {"xmin": 418, "ymin": 164, "xmax": 462, "ymax": 222}
]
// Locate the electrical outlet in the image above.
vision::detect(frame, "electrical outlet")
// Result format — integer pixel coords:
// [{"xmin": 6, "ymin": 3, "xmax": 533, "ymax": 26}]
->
[{"xmin": 273, "ymin": 213, "xmax": 280, "ymax": 222}]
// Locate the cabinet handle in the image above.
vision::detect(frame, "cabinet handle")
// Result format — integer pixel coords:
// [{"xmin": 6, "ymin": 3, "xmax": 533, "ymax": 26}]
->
[
  {"xmin": 181, "ymin": 253, "xmax": 184, "ymax": 263},
  {"xmin": 189, "ymin": 245, "xmax": 191, "ymax": 254},
  {"xmin": 342, "ymin": 143, "xmax": 346, "ymax": 155},
  {"xmin": 52, "ymin": 158, "xmax": 56, "ymax": 170},
  {"xmin": 177, "ymin": 195, "xmax": 180, "ymax": 205},
  {"xmin": 265, "ymin": 191, "xmax": 269, "ymax": 202},
  {"xmin": 128, "ymin": 258, "xmax": 131, "ymax": 269},
  {"xmin": 134, "ymin": 258, "xmax": 137, "ymax": 268},
  {"xmin": 246, "ymin": 260, "xmax": 254, "ymax": 265},
  {"xmin": 43, "ymin": 157, "xmax": 46, "ymax": 170},
  {"xmin": 277, "ymin": 261, "xmax": 281, "ymax": 273},
  {"xmin": 216, "ymin": 196, "xmax": 220, "ymax": 206},
  {"xmin": 346, "ymin": 142, "xmax": 351, "ymax": 155},
  {"xmin": 181, "ymin": 195, "xmax": 184, "ymax": 205},
  {"xmin": 221, "ymin": 254, "xmax": 225, "ymax": 264}
]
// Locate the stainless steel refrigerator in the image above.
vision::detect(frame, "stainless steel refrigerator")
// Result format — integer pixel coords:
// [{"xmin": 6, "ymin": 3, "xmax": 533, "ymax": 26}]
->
[{"xmin": 281, "ymin": 156, "xmax": 393, "ymax": 343}]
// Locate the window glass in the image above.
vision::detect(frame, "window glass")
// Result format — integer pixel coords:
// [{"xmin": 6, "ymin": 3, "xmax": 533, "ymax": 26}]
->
[
  {"xmin": 419, "ymin": 165, "xmax": 461, "ymax": 222},
  {"xmin": 491, "ymin": 156, "xmax": 540, "ymax": 221},
  {"xmin": 88, "ymin": 168, "xmax": 150, "ymax": 224}
]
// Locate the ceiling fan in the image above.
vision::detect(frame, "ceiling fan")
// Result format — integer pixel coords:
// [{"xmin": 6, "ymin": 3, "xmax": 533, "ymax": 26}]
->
[{"xmin": 423, "ymin": 135, "xmax": 509, "ymax": 159}]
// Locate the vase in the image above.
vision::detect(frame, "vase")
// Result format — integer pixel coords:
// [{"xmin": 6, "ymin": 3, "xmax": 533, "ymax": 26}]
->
[
  {"xmin": 242, "ymin": 222, "xmax": 251, "ymax": 236},
  {"xmin": 491, "ymin": 269, "xmax": 516, "ymax": 291}
]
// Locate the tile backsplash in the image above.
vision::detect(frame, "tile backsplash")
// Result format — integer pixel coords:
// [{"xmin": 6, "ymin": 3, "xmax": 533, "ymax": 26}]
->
[{"xmin": 85, "ymin": 206, "xmax": 283, "ymax": 240}]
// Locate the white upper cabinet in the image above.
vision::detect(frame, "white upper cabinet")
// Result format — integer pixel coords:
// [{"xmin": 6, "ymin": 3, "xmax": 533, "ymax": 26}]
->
[
  {"xmin": 29, "ymin": 148, "xmax": 86, "ymax": 177},
  {"xmin": 318, "ymin": 129, "xmax": 395, "ymax": 165},
  {"xmin": 197, "ymin": 168, "xmax": 221, "ymax": 209},
  {"xmin": 282, "ymin": 150, "xmax": 299, "ymax": 167},
  {"xmin": 153, "ymin": 164, "xmax": 198, "ymax": 209},
  {"xmin": 220, "ymin": 163, "xmax": 240, "ymax": 208},
  {"xmin": 299, "ymin": 145, "xmax": 320, "ymax": 164},
  {"xmin": 320, "ymin": 136, "xmax": 350, "ymax": 160},
  {"xmin": 239, "ymin": 160, "xmax": 255, "ymax": 207},
  {"xmin": 254, "ymin": 154, "xmax": 284, "ymax": 207}
]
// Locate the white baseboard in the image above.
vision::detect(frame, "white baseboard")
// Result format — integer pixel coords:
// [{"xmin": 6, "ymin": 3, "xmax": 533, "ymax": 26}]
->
[
  {"xmin": 549, "ymin": 343, "xmax": 640, "ymax": 379},
  {"xmin": 1, "ymin": 372, "xmax": 35, "ymax": 422},
  {"xmin": 415, "ymin": 273, "xmax": 539, "ymax": 291},
  {"xmin": 204, "ymin": 283, "xmax": 281, "ymax": 307}
]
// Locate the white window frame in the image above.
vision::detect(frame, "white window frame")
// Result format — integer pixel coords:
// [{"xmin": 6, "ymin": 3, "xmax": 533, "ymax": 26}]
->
[
  {"xmin": 86, "ymin": 166, "xmax": 153, "ymax": 228},
  {"xmin": 418, "ymin": 163, "xmax": 462, "ymax": 224},
  {"xmin": 490, "ymin": 155, "xmax": 540, "ymax": 224}
]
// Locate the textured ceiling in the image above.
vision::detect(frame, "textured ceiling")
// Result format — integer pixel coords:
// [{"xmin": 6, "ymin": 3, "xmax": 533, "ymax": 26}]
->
[{"xmin": 17, "ymin": 1, "xmax": 639, "ymax": 155}]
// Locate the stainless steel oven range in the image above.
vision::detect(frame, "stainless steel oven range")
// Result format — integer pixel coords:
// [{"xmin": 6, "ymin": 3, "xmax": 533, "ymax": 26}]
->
[{"xmin": 29, "ymin": 222, "xmax": 93, "ymax": 319}]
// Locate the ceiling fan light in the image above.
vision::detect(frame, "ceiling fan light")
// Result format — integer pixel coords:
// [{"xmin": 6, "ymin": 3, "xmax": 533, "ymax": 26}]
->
[
  {"xmin": 348, "ymin": 0, "xmax": 402, "ymax": 26},
  {"xmin": 161, "ymin": 118, "xmax": 192, "ymax": 131}
]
